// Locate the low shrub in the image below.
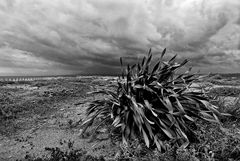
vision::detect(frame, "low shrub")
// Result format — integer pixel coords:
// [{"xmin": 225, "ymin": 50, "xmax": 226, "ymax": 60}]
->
[
  {"xmin": 210, "ymin": 95, "xmax": 240, "ymax": 122},
  {"xmin": 194, "ymin": 121, "xmax": 240, "ymax": 161},
  {"xmin": 81, "ymin": 48, "xmax": 221, "ymax": 151},
  {"xmin": 0, "ymin": 92, "xmax": 16, "ymax": 119},
  {"xmin": 20, "ymin": 140, "xmax": 105, "ymax": 161},
  {"xmin": 209, "ymin": 87, "xmax": 240, "ymax": 97}
]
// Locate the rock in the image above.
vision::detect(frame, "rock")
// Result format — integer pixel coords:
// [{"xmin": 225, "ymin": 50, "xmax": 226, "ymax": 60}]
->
[
  {"xmin": 50, "ymin": 115, "xmax": 55, "ymax": 119},
  {"xmin": 78, "ymin": 129, "xmax": 86, "ymax": 138},
  {"xmin": 97, "ymin": 128, "xmax": 107, "ymax": 133},
  {"xmin": 32, "ymin": 115, "xmax": 38, "ymax": 120},
  {"xmin": 48, "ymin": 119, "xmax": 56, "ymax": 125},
  {"xmin": 63, "ymin": 112, "xmax": 70, "ymax": 118}
]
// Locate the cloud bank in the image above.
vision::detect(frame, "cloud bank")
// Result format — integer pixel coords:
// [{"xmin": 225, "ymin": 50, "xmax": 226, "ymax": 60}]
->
[{"xmin": 0, "ymin": 0, "xmax": 239, "ymax": 76}]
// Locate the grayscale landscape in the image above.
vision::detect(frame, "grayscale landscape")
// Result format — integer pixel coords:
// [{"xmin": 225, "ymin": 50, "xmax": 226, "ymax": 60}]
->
[{"xmin": 0, "ymin": 0, "xmax": 240, "ymax": 161}]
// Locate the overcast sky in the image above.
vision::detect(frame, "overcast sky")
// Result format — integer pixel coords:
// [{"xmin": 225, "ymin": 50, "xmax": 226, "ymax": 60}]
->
[{"xmin": 0, "ymin": 0, "xmax": 240, "ymax": 76}]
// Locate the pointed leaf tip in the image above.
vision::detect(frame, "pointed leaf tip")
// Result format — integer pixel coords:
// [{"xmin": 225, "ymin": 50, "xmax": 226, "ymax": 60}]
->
[
  {"xmin": 152, "ymin": 61, "xmax": 160, "ymax": 74},
  {"xmin": 120, "ymin": 57, "xmax": 123, "ymax": 66},
  {"xmin": 148, "ymin": 48, "xmax": 152, "ymax": 55},
  {"xmin": 141, "ymin": 56, "xmax": 146, "ymax": 67},
  {"xmin": 161, "ymin": 48, "xmax": 166, "ymax": 58},
  {"xmin": 169, "ymin": 54, "xmax": 177, "ymax": 63}
]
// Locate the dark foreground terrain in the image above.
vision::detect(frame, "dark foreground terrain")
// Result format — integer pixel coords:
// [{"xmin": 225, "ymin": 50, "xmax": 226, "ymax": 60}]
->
[{"xmin": 0, "ymin": 75, "xmax": 240, "ymax": 161}]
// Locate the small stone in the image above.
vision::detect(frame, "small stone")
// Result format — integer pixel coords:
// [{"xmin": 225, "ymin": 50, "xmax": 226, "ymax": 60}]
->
[
  {"xmin": 48, "ymin": 119, "xmax": 56, "ymax": 125},
  {"xmin": 97, "ymin": 128, "xmax": 107, "ymax": 133},
  {"xmin": 78, "ymin": 129, "xmax": 83, "ymax": 137},
  {"xmin": 63, "ymin": 112, "xmax": 70, "ymax": 118},
  {"xmin": 32, "ymin": 115, "xmax": 38, "ymax": 120}
]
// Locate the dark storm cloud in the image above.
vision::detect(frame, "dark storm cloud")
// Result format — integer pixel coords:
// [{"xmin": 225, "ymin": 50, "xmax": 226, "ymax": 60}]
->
[
  {"xmin": 0, "ymin": 0, "xmax": 240, "ymax": 76},
  {"xmin": 188, "ymin": 52, "xmax": 229, "ymax": 67}
]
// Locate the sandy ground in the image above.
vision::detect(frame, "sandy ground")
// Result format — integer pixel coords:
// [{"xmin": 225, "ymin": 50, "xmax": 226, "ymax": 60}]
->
[
  {"xmin": 1, "ymin": 100, "xmax": 85, "ymax": 160},
  {"xmin": 0, "ymin": 77, "xmax": 117, "ymax": 161}
]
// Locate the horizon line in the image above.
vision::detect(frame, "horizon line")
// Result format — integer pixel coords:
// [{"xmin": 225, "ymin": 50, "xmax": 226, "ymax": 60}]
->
[{"xmin": 1, "ymin": 72, "xmax": 240, "ymax": 78}]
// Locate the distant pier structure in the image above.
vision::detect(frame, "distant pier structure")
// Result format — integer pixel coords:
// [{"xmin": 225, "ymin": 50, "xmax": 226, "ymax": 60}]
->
[{"xmin": 0, "ymin": 76, "xmax": 56, "ymax": 82}]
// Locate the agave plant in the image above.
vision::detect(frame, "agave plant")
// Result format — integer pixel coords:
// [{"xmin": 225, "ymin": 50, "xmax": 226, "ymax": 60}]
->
[{"xmin": 81, "ymin": 48, "xmax": 221, "ymax": 151}]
